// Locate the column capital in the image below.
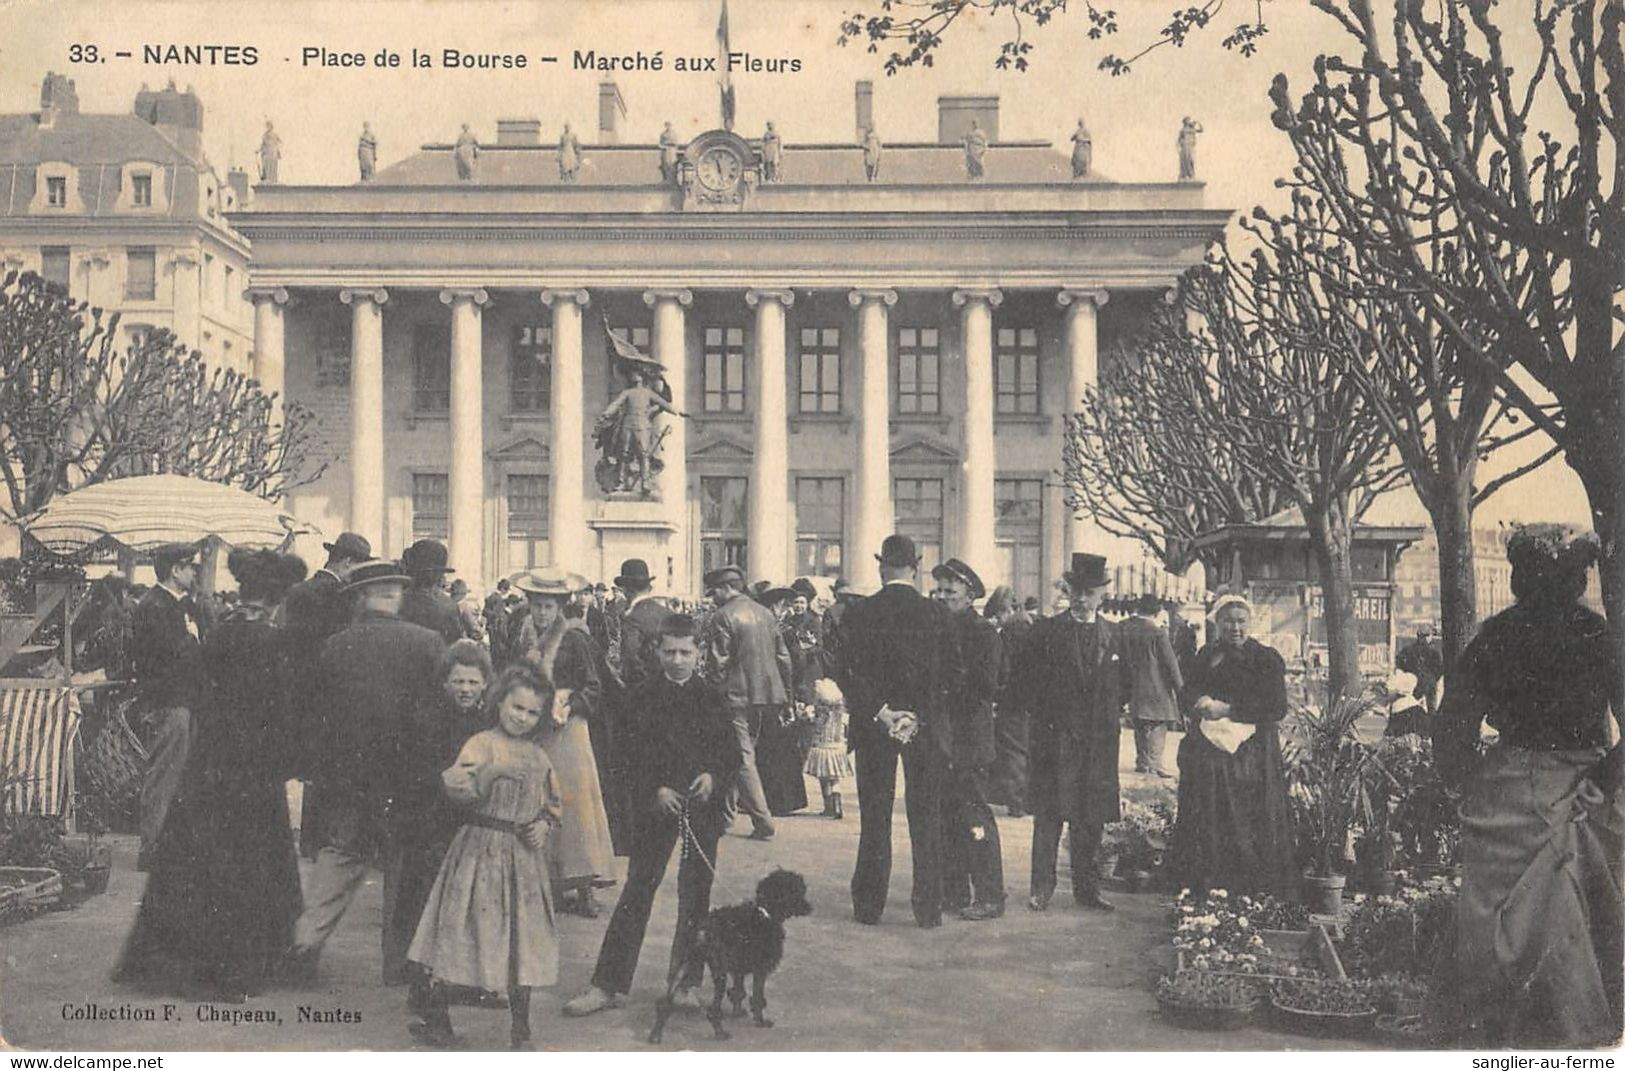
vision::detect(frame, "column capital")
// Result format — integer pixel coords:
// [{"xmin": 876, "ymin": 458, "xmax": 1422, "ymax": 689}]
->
[
  {"xmin": 642, "ymin": 287, "xmax": 693, "ymax": 308},
  {"xmin": 244, "ymin": 285, "xmax": 290, "ymax": 306},
  {"xmin": 1056, "ymin": 288, "xmax": 1110, "ymax": 309},
  {"xmin": 540, "ymin": 288, "xmax": 590, "ymax": 307},
  {"xmin": 847, "ymin": 287, "xmax": 897, "ymax": 308},
  {"xmin": 951, "ymin": 287, "xmax": 1004, "ymax": 308},
  {"xmin": 339, "ymin": 287, "xmax": 389, "ymax": 306},
  {"xmin": 439, "ymin": 287, "xmax": 490, "ymax": 308},
  {"xmin": 745, "ymin": 287, "xmax": 796, "ymax": 308}
]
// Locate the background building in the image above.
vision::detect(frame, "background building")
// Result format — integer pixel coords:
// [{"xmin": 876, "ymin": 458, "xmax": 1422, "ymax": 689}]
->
[{"xmin": 0, "ymin": 73, "xmax": 254, "ymax": 372}]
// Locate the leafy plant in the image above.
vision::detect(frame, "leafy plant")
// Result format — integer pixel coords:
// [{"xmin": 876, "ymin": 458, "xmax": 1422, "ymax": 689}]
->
[
  {"xmin": 1270, "ymin": 977, "xmax": 1376, "ymax": 1015},
  {"xmin": 1339, "ymin": 878, "xmax": 1458, "ymax": 980},
  {"xmin": 1157, "ymin": 970, "xmax": 1260, "ymax": 1010},
  {"xmin": 1359, "ymin": 975, "xmax": 1430, "ymax": 1015},
  {"xmin": 1281, "ymin": 693, "xmax": 1391, "ymax": 877}
]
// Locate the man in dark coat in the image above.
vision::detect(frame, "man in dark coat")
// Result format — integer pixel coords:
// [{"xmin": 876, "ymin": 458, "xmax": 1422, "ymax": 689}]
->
[
  {"xmin": 616, "ymin": 559, "xmax": 672, "ymax": 690},
  {"xmin": 1395, "ymin": 624, "xmax": 1444, "ymax": 714},
  {"xmin": 604, "ymin": 558, "xmax": 671, "ymax": 856},
  {"xmin": 931, "ymin": 559, "xmax": 1005, "ymax": 921},
  {"xmin": 1013, "ymin": 552, "xmax": 1126, "ymax": 912},
  {"xmin": 835, "ymin": 535, "xmax": 962, "ymax": 928},
  {"xmin": 1121, "ymin": 593, "xmax": 1183, "ymax": 778},
  {"xmin": 130, "ymin": 541, "xmax": 207, "ymax": 870},
  {"xmin": 282, "ymin": 531, "xmax": 372, "ymax": 859},
  {"xmin": 984, "ymin": 585, "xmax": 1033, "ymax": 817},
  {"xmin": 820, "ymin": 576, "xmax": 861, "ymax": 671},
  {"xmin": 287, "ymin": 560, "xmax": 447, "ymax": 979},
  {"xmin": 398, "ymin": 539, "xmax": 463, "ymax": 644}
]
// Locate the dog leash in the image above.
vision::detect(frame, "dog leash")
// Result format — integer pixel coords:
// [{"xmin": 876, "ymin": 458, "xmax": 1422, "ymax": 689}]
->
[{"xmin": 677, "ymin": 800, "xmax": 719, "ymax": 879}]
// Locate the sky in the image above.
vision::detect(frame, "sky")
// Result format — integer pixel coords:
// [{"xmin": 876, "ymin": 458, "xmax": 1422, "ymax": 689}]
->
[{"xmin": 0, "ymin": 0, "xmax": 1593, "ymax": 529}]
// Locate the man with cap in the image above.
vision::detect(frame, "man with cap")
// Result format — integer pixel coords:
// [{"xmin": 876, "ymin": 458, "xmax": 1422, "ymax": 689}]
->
[
  {"xmin": 820, "ymin": 576, "xmax": 862, "ymax": 674},
  {"xmin": 699, "ymin": 563, "xmax": 792, "ymax": 840},
  {"xmin": 833, "ymin": 535, "xmax": 962, "ymax": 928},
  {"xmin": 1011, "ymin": 552, "xmax": 1128, "ymax": 912},
  {"xmin": 286, "ymin": 560, "xmax": 448, "ymax": 981},
  {"xmin": 931, "ymin": 558, "xmax": 1006, "ymax": 921},
  {"xmin": 1121, "ymin": 593, "xmax": 1183, "ymax": 778},
  {"xmin": 129, "ymin": 541, "xmax": 208, "ymax": 870},
  {"xmin": 399, "ymin": 539, "xmax": 464, "ymax": 645}
]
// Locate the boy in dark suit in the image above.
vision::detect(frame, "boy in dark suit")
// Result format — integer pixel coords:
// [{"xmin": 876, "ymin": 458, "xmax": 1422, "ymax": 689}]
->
[{"xmin": 564, "ymin": 613, "xmax": 742, "ymax": 1016}]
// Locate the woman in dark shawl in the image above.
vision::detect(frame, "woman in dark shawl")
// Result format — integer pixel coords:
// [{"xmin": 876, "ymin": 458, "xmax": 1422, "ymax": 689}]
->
[
  {"xmin": 1168, "ymin": 594, "xmax": 1295, "ymax": 897},
  {"xmin": 1427, "ymin": 524, "xmax": 1622, "ymax": 1048},
  {"xmin": 113, "ymin": 549, "xmax": 307, "ymax": 1000}
]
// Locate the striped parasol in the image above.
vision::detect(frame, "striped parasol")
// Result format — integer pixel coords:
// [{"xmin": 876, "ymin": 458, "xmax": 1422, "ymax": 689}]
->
[{"xmin": 23, "ymin": 475, "xmax": 314, "ymax": 555}]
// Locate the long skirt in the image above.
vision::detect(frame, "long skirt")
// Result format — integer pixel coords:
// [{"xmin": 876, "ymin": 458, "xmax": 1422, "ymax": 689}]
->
[
  {"xmin": 537, "ymin": 715, "xmax": 616, "ymax": 889},
  {"xmin": 757, "ymin": 707, "xmax": 809, "ymax": 816},
  {"xmin": 1169, "ymin": 724, "xmax": 1294, "ymax": 897},
  {"xmin": 1426, "ymin": 746, "xmax": 1623, "ymax": 1048}
]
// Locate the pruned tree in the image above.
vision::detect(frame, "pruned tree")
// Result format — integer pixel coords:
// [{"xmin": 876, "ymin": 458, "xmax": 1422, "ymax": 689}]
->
[{"xmin": 0, "ymin": 271, "xmax": 325, "ymax": 526}]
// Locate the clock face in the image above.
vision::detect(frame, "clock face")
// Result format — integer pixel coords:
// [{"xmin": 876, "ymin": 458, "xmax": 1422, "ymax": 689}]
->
[{"xmin": 696, "ymin": 146, "xmax": 743, "ymax": 192}]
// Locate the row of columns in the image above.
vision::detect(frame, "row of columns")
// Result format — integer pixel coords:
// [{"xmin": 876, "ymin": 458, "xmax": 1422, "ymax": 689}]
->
[{"xmin": 247, "ymin": 284, "xmax": 1109, "ymax": 589}]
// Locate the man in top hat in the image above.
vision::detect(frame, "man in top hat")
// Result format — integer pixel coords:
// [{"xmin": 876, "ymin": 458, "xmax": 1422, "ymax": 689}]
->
[
  {"xmin": 615, "ymin": 559, "xmax": 671, "ymax": 692},
  {"xmin": 130, "ymin": 541, "xmax": 208, "ymax": 870},
  {"xmin": 833, "ymin": 535, "xmax": 962, "ymax": 927},
  {"xmin": 399, "ymin": 539, "xmax": 463, "ymax": 645},
  {"xmin": 700, "ymin": 563, "xmax": 792, "ymax": 841},
  {"xmin": 1010, "ymin": 552, "xmax": 1128, "ymax": 912},
  {"xmin": 1121, "ymin": 593, "xmax": 1183, "ymax": 778},
  {"xmin": 287, "ymin": 560, "xmax": 448, "ymax": 982},
  {"xmin": 930, "ymin": 558, "xmax": 1006, "ymax": 921}
]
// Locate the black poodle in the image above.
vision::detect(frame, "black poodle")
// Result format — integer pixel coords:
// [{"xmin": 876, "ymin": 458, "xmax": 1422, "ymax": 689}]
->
[{"xmin": 648, "ymin": 869, "xmax": 812, "ymax": 1044}]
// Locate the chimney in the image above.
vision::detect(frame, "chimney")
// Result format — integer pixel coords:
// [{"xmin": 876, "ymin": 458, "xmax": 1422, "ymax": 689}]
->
[
  {"xmin": 226, "ymin": 166, "xmax": 251, "ymax": 208},
  {"xmin": 496, "ymin": 118, "xmax": 542, "ymax": 146},
  {"xmin": 854, "ymin": 80, "xmax": 873, "ymax": 140},
  {"xmin": 598, "ymin": 81, "xmax": 627, "ymax": 143},
  {"xmin": 134, "ymin": 79, "xmax": 205, "ymax": 160},
  {"xmin": 38, "ymin": 72, "xmax": 79, "ymax": 129},
  {"xmin": 937, "ymin": 95, "xmax": 999, "ymax": 144}
]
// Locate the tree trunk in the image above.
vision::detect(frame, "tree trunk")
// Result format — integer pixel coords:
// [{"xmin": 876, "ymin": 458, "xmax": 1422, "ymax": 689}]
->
[
  {"xmin": 1429, "ymin": 480, "xmax": 1479, "ymax": 674},
  {"xmin": 1304, "ymin": 498, "xmax": 1362, "ymax": 700},
  {"xmin": 1575, "ymin": 457, "xmax": 1625, "ymax": 723}
]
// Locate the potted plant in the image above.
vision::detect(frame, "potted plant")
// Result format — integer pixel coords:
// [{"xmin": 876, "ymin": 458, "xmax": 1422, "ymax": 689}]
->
[
  {"xmin": 1269, "ymin": 977, "xmax": 1378, "ymax": 1037},
  {"xmin": 1282, "ymin": 694, "xmax": 1388, "ymax": 917},
  {"xmin": 1156, "ymin": 971, "xmax": 1261, "ymax": 1030},
  {"xmin": 1354, "ymin": 829, "xmax": 1398, "ymax": 896},
  {"xmin": 1361, "ymin": 975, "xmax": 1429, "ymax": 1019}
]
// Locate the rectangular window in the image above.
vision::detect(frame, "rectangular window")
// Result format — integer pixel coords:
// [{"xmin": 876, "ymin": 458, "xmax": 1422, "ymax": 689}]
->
[
  {"xmin": 131, "ymin": 173, "xmax": 152, "ymax": 208},
  {"xmin": 995, "ymin": 478, "xmax": 1044, "ymax": 601},
  {"xmin": 124, "ymin": 247, "xmax": 156, "ymax": 300},
  {"xmin": 703, "ymin": 325, "xmax": 747, "ymax": 413},
  {"xmin": 893, "ymin": 477, "xmax": 943, "ymax": 580},
  {"xmin": 511, "ymin": 323, "xmax": 551, "ymax": 412},
  {"xmin": 412, "ymin": 324, "xmax": 451, "ymax": 412},
  {"xmin": 795, "ymin": 476, "xmax": 845, "ymax": 578},
  {"xmin": 412, "ymin": 473, "xmax": 450, "ymax": 541},
  {"xmin": 896, "ymin": 327, "xmax": 941, "ymax": 415},
  {"xmin": 701, "ymin": 475, "xmax": 749, "ymax": 578},
  {"xmin": 797, "ymin": 326, "xmax": 841, "ymax": 413},
  {"xmin": 313, "ymin": 315, "xmax": 350, "ymax": 388},
  {"xmin": 504, "ymin": 473, "xmax": 550, "ymax": 570},
  {"xmin": 995, "ymin": 326, "xmax": 1041, "ymax": 415},
  {"xmin": 46, "ymin": 176, "xmax": 67, "ymax": 207},
  {"xmin": 40, "ymin": 247, "xmax": 70, "ymax": 290}
]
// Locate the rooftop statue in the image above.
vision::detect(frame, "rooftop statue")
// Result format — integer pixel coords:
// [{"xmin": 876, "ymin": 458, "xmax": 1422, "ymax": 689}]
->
[
  {"xmin": 1070, "ymin": 118, "xmax": 1092, "ymax": 179},
  {"xmin": 595, "ymin": 326, "xmax": 688, "ymax": 498},
  {"xmin": 658, "ymin": 121, "xmax": 680, "ymax": 184},
  {"xmin": 257, "ymin": 121, "xmax": 281, "ymax": 184},
  {"xmin": 862, "ymin": 125, "xmax": 883, "ymax": 182},
  {"xmin": 963, "ymin": 120, "xmax": 988, "ymax": 180},
  {"xmin": 558, "ymin": 123, "xmax": 582, "ymax": 183},
  {"xmin": 1178, "ymin": 117, "xmax": 1203, "ymax": 181},
  {"xmin": 357, "ymin": 122, "xmax": 377, "ymax": 182},
  {"xmin": 760, "ymin": 121, "xmax": 783, "ymax": 183},
  {"xmin": 453, "ymin": 124, "xmax": 479, "ymax": 181}
]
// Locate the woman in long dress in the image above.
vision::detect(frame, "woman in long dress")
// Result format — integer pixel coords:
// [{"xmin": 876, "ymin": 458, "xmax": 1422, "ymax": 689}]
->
[
  {"xmin": 408, "ymin": 665, "xmax": 562, "ymax": 1050},
  {"xmin": 1427, "ymin": 525, "xmax": 1622, "ymax": 1048},
  {"xmin": 113, "ymin": 549, "xmax": 307, "ymax": 999},
  {"xmin": 512, "ymin": 567, "xmax": 615, "ymax": 917},
  {"xmin": 1168, "ymin": 594, "xmax": 1295, "ymax": 897}
]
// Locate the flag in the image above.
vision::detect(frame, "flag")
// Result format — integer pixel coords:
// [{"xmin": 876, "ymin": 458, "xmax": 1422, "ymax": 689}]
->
[{"xmin": 716, "ymin": 0, "xmax": 735, "ymax": 130}]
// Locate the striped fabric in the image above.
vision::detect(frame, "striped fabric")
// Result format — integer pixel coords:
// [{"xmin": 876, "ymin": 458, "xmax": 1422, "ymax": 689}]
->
[{"xmin": 0, "ymin": 684, "xmax": 82, "ymax": 817}]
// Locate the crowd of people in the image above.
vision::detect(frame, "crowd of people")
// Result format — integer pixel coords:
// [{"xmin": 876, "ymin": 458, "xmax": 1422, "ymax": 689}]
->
[{"xmin": 96, "ymin": 520, "xmax": 1620, "ymax": 1049}]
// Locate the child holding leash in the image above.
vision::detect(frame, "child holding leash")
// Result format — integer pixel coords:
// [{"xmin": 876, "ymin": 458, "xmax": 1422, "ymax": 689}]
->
[{"xmin": 563, "ymin": 613, "xmax": 742, "ymax": 1018}]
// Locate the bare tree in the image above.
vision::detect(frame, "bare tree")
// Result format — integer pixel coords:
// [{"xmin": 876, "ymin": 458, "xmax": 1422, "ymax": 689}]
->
[{"xmin": 0, "ymin": 271, "xmax": 325, "ymax": 524}]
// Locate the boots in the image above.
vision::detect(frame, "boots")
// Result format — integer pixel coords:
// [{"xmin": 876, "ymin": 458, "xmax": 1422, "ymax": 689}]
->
[
  {"xmin": 821, "ymin": 784, "xmax": 836, "ymax": 818},
  {"xmin": 832, "ymin": 792, "xmax": 844, "ymax": 820}
]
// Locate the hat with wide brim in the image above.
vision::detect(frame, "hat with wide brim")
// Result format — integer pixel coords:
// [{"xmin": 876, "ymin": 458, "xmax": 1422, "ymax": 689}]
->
[
  {"xmin": 790, "ymin": 577, "xmax": 819, "ymax": 602},
  {"xmin": 343, "ymin": 559, "xmax": 412, "ymax": 593},
  {"xmin": 930, "ymin": 558, "xmax": 986, "ymax": 601},
  {"xmin": 511, "ymin": 566, "xmax": 579, "ymax": 597},
  {"xmin": 754, "ymin": 584, "xmax": 797, "ymax": 607},
  {"xmin": 703, "ymin": 564, "xmax": 745, "ymax": 588},
  {"xmin": 321, "ymin": 531, "xmax": 372, "ymax": 562},
  {"xmin": 1062, "ymin": 552, "xmax": 1111, "ymax": 591}
]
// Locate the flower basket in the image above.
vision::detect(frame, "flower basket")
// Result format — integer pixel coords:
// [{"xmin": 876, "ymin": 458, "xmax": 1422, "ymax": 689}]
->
[
  {"xmin": 1155, "ymin": 971, "xmax": 1261, "ymax": 1030},
  {"xmin": 1269, "ymin": 979, "xmax": 1376, "ymax": 1038},
  {"xmin": 1156, "ymin": 993, "xmax": 1259, "ymax": 1031},
  {"xmin": 0, "ymin": 866, "xmax": 63, "ymax": 917}
]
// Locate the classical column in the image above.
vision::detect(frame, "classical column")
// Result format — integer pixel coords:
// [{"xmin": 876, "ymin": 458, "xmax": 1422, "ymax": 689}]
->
[
  {"xmin": 847, "ymin": 288, "xmax": 897, "ymax": 592},
  {"xmin": 440, "ymin": 288, "xmax": 490, "ymax": 580},
  {"xmin": 541, "ymin": 288, "xmax": 590, "ymax": 570},
  {"xmin": 339, "ymin": 287, "xmax": 388, "ymax": 551},
  {"xmin": 745, "ymin": 287, "xmax": 794, "ymax": 583},
  {"xmin": 952, "ymin": 287, "xmax": 1003, "ymax": 578},
  {"xmin": 1058, "ymin": 288, "xmax": 1110, "ymax": 555},
  {"xmin": 643, "ymin": 288, "xmax": 693, "ymax": 588},
  {"xmin": 246, "ymin": 286, "xmax": 289, "ymax": 404}
]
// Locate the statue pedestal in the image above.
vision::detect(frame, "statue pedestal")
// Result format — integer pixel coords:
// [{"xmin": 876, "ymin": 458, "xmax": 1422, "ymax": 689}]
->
[{"xmin": 587, "ymin": 496, "xmax": 688, "ymax": 597}]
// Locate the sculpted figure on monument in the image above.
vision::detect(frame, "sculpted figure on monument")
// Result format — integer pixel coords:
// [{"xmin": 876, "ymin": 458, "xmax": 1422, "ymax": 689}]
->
[
  {"xmin": 963, "ymin": 120, "xmax": 988, "ymax": 180},
  {"xmin": 658, "ymin": 122, "xmax": 680, "ymax": 184},
  {"xmin": 1070, "ymin": 118, "xmax": 1092, "ymax": 179},
  {"xmin": 453, "ymin": 124, "xmax": 479, "ymax": 181},
  {"xmin": 558, "ymin": 123, "xmax": 582, "ymax": 183},
  {"xmin": 594, "ymin": 328, "xmax": 688, "ymax": 498},
  {"xmin": 862, "ymin": 125, "xmax": 883, "ymax": 182},
  {"xmin": 258, "ymin": 121, "xmax": 282, "ymax": 183},
  {"xmin": 1178, "ymin": 117, "xmax": 1203, "ymax": 181},
  {"xmin": 357, "ymin": 122, "xmax": 377, "ymax": 182},
  {"xmin": 761, "ymin": 121, "xmax": 783, "ymax": 183}
]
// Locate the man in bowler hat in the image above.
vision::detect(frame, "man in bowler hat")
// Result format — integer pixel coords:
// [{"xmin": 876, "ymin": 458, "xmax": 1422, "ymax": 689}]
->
[
  {"xmin": 1011, "ymin": 552, "xmax": 1127, "ymax": 911},
  {"xmin": 399, "ymin": 539, "xmax": 463, "ymax": 645},
  {"xmin": 615, "ymin": 558, "xmax": 670, "ymax": 691},
  {"xmin": 833, "ymin": 535, "xmax": 962, "ymax": 927}
]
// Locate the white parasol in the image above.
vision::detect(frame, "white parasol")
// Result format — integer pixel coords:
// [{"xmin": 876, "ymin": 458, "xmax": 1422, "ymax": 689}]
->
[{"xmin": 23, "ymin": 474, "xmax": 314, "ymax": 555}]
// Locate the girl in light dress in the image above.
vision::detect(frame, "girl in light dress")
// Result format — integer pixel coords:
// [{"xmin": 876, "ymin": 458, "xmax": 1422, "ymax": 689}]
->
[
  {"xmin": 407, "ymin": 665, "xmax": 562, "ymax": 1050},
  {"xmin": 803, "ymin": 677, "xmax": 854, "ymax": 819}
]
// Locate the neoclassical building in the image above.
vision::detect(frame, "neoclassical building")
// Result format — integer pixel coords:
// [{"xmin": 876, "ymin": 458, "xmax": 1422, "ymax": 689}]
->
[{"xmin": 234, "ymin": 89, "xmax": 1228, "ymax": 597}]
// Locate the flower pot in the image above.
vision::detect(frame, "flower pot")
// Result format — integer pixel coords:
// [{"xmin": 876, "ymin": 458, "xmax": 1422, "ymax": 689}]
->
[
  {"xmin": 81, "ymin": 863, "xmax": 111, "ymax": 895},
  {"xmin": 1362, "ymin": 868, "xmax": 1398, "ymax": 897},
  {"xmin": 1302, "ymin": 873, "xmax": 1346, "ymax": 917}
]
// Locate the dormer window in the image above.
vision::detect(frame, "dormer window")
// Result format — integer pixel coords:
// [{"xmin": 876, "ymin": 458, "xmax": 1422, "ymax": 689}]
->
[
  {"xmin": 132, "ymin": 174, "xmax": 153, "ymax": 208},
  {"xmin": 46, "ymin": 176, "xmax": 66, "ymax": 207}
]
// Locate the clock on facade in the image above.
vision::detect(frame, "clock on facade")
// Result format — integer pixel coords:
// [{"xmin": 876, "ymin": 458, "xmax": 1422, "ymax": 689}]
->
[{"xmin": 695, "ymin": 145, "xmax": 744, "ymax": 193}]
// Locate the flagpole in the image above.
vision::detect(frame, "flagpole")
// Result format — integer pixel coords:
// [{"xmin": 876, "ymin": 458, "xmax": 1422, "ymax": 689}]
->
[{"xmin": 716, "ymin": 0, "xmax": 735, "ymax": 131}]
